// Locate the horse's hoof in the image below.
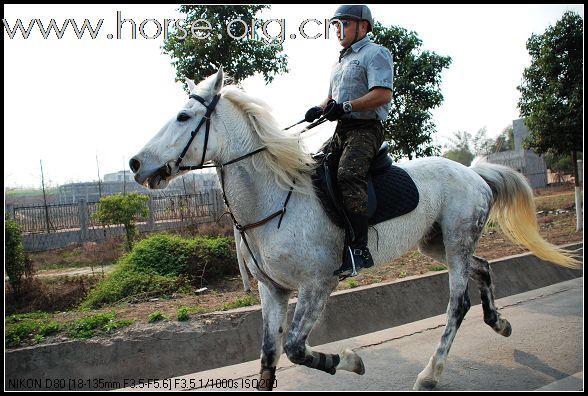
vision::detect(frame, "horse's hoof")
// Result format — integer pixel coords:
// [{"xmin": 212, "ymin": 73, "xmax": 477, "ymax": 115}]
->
[
  {"xmin": 496, "ymin": 319, "xmax": 512, "ymax": 337},
  {"xmin": 338, "ymin": 348, "xmax": 365, "ymax": 375},
  {"xmin": 354, "ymin": 355, "xmax": 365, "ymax": 375},
  {"xmin": 413, "ymin": 377, "xmax": 437, "ymax": 391}
]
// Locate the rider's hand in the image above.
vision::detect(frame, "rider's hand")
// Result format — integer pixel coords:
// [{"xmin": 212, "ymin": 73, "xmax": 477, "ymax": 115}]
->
[
  {"xmin": 323, "ymin": 99, "xmax": 345, "ymax": 121},
  {"xmin": 304, "ymin": 106, "xmax": 323, "ymax": 122}
]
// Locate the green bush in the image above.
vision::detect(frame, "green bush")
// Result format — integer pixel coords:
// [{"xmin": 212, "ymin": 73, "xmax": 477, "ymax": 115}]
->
[
  {"xmin": 5, "ymin": 214, "xmax": 31, "ymax": 294},
  {"xmin": 346, "ymin": 279, "xmax": 359, "ymax": 288},
  {"xmin": 68, "ymin": 312, "xmax": 133, "ymax": 339},
  {"xmin": 80, "ymin": 233, "xmax": 237, "ymax": 309},
  {"xmin": 222, "ymin": 294, "xmax": 258, "ymax": 311},
  {"xmin": 148, "ymin": 311, "xmax": 166, "ymax": 323},
  {"xmin": 80, "ymin": 256, "xmax": 190, "ymax": 309},
  {"xmin": 5, "ymin": 313, "xmax": 60, "ymax": 348},
  {"xmin": 176, "ymin": 307, "xmax": 190, "ymax": 321}
]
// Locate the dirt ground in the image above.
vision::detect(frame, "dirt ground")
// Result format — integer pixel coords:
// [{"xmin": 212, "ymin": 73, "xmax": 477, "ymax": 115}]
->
[{"xmin": 27, "ymin": 187, "xmax": 581, "ymax": 332}]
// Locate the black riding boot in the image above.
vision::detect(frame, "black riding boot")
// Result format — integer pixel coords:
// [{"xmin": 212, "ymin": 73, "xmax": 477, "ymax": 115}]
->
[{"xmin": 334, "ymin": 213, "xmax": 374, "ymax": 279}]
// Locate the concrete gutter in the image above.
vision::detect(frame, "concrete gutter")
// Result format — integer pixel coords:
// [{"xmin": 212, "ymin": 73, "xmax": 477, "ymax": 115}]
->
[{"xmin": 5, "ymin": 243, "xmax": 582, "ymax": 390}]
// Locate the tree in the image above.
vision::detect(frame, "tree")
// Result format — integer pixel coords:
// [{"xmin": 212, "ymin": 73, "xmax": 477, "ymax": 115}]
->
[
  {"xmin": 442, "ymin": 131, "xmax": 474, "ymax": 166},
  {"xmin": 162, "ymin": 5, "xmax": 288, "ymax": 85},
  {"xmin": 371, "ymin": 22, "xmax": 452, "ymax": 160},
  {"xmin": 517, "ymin": 11, "xmax": 583, "ymax": 230},
  {"xmin": 5, "ymin": 214, "xmax": 32, "ymax": 295},
  {"xmin": 92, "ymin": 193, "xmax": 150, "ymax": 251},
  {"xmin": 487, "ymin": 125, "xmax": 514, "ymax": 154}
]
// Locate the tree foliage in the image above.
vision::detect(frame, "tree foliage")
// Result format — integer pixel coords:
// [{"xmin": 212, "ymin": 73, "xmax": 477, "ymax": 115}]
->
[
  {"xmin": 92, "ymin": 193, "xmax": 149, "ymax": 251},
  {"xmin": 442, "ymin": 131, "xmax": 474, "ymax": 166},
  {"xmin": 472, "ymin": 126, "xmax": 515, "ymax": 155},
  {"xmin": 517, "ymin": 11, "xmax": 583, "ymax": 156},
  {"xmin": 371, "ymin": 22, "xmax": 452, "ymax": 160},
  {"xmin": 5, "ymin": 214, "xmax": 31, "ymax": 295},
  {"xmin": 162, "ymin": 5, "xmax": 288, "ymax": 86},
  {"xmin": 442, "ymin": 126, "xmax": 515, "ymax": 166},
  {"xmin": 490, "ymin": 126, "xmax": 515, "ymax": 153}
]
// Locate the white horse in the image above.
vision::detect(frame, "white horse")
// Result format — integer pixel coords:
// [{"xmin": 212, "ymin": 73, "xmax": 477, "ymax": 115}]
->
[{"xmin": 130, "ymin": 69, "xmax": 579, "ymax": 391}]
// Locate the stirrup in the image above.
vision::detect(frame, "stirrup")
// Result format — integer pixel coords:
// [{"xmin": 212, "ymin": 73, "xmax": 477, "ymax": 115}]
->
[{"xmin": 334, "ymin": 247, "xmax": 360, "ymax": 280}]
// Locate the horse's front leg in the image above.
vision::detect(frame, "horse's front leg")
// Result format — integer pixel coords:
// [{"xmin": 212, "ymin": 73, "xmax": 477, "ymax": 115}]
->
[
  {"xmin": 284, "ymin": 284, "xmax": 365, "ymax": 377},
  {"xmin": 257, "ymin": 282, "xmax": 291, "ymax": 391}
]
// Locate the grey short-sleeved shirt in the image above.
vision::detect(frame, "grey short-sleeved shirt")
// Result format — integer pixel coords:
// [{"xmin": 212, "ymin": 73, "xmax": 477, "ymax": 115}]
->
[{"xmin": 328, "ymin": 36, "xmax": 394, "ymax": 121}]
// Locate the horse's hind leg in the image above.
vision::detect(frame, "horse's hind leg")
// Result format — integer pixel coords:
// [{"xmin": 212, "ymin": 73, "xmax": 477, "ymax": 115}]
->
[
  {"xmin": 414, "ymin": 249, "xmax": 472, "ymax": 390},
  {"xmin": 257, "ymin": 283, "xmax": 291, "ymax": 391},
  {"xmin": 419, "ymin": 231, "xmax": 512, "ymax": 338},
  {"xmin": 284, "ymin": 284, "xmax": 365, "ymax": 376},
  {"xmin": 470, "ymin": 255, "xmax": 512, "ymax": 337}
]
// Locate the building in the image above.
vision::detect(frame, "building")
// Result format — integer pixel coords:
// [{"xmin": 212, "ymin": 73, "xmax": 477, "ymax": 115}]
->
[
  {"xmin": 56, "ymin": 170, "xmax": 219, "ymax": 203},
  {"xmin": 103, "ymin": 170, "xmax": 135, "ymax": 183},
  {"xmin": 485, "ymin": 119, "xmax": 548, "ymax": 189}
]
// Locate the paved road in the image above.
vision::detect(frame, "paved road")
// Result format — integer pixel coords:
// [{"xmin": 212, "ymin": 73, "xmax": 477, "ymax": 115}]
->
[{"xmin": 120, "ymin": 278, "xmax": 583, "ymax": 392}]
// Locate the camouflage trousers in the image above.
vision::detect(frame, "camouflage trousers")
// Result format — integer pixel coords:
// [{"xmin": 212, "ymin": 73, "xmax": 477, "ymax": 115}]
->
[{"xmin": 330, "ymin": 119, "xmax": 384, "ymax": 217}]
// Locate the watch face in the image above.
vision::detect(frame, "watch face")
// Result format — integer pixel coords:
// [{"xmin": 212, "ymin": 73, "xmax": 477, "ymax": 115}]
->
[{"xmin": 344, "ymin": 102, "xmax": 352, "ymax": 113}]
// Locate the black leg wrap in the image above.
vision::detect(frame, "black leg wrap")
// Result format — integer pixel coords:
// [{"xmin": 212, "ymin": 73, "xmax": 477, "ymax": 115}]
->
[
  {"xmin": 258, "ymin": 366, "xmax": 276, "ymax": 391},
  {"xmin": 302, "ymin": 352, "xmax": 340, "ymax": 375}
]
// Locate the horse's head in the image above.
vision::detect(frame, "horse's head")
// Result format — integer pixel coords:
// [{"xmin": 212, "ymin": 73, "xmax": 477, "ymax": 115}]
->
[{"xmin": 129, "ymin": 68, "xmax": 225, "ymax": 189}]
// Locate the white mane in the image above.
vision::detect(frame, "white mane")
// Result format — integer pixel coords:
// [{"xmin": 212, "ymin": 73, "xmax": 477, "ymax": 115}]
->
[{"xmin": 220, "ymin": 85, "xmax": 316, "ymax": 195}]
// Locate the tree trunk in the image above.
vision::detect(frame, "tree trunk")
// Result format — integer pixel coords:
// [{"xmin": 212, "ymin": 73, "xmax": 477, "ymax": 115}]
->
[{"xmin": 571, "ymin": 150, "xmax": 582, "ymax": 231}]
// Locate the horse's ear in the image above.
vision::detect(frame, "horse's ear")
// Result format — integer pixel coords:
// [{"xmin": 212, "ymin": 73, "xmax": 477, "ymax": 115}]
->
[
  {"xmin": 185, "ymin": 78, "xmax": 196, "ymax": 93},
  {"xmin": 212, "ymin": 67, "xmax": 224, "ymax": 95}
]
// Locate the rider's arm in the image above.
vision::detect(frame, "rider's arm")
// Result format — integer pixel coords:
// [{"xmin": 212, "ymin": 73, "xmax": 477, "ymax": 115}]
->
[{"xmin": 349, "ymin": 88, "xmax": 392, "ymax": 112}]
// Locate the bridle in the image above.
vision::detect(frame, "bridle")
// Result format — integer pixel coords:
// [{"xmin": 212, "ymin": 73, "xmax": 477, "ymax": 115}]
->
[{"xmin": 159, "ymin": 92, "xmax": 294, "ymax": 289}]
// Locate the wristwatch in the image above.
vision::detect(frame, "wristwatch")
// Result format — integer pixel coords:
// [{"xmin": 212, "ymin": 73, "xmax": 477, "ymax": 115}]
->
[{"xmin": 342, "ymin": 101, "xmax": 353, "ymax": 113}]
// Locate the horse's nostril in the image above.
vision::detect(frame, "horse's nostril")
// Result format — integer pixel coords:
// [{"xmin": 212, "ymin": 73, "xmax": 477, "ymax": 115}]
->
[{"xmin": 129, "ymin": 158, "xmax": 141, "ymax": 173}]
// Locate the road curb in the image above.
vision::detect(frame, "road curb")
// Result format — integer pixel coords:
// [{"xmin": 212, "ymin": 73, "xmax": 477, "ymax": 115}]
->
[{"xmin": 535, "ymin": 371, "xmax": 583, "ymax": 391}]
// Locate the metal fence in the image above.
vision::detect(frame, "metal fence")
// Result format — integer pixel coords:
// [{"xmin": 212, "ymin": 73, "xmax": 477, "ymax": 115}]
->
[
  {"xmin": 150, "ymin": 193, "xmax": 214, "ymax": 223},
  {"xmin": 11, "ymin": 203, "xmax": 82, "ymax": 234},
  {"xmin": 6, "ymin": 190, "xmax": 225, "ymax": 252}
]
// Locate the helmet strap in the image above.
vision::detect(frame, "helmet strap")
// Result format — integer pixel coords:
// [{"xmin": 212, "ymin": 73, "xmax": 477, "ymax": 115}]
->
[{"xmin": 350, "ymin": 21, "xmax": 363, "ymax": 46}]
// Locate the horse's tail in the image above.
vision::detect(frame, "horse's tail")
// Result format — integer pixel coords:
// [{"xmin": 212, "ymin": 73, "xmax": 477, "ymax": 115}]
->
[{"xmin": 471, "ymin": 161, "xmax": 581, "ymax": 269}]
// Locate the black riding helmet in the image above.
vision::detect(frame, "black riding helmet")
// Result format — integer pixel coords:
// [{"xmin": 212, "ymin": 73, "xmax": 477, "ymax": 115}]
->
[{"xmin": 330, "ymin": 5, "xmax": 373, "ymax": 32}]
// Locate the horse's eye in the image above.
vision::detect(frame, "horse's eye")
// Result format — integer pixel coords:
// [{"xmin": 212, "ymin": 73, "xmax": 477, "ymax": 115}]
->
[{"xmin": 177, "ymin": 112, "xmax": 191, "ymax": 122}]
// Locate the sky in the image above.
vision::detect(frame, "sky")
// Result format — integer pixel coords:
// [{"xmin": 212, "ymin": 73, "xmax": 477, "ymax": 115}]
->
[{"xmin": 3, "ymin": 4, "xmax": 584, "ymax": 189}]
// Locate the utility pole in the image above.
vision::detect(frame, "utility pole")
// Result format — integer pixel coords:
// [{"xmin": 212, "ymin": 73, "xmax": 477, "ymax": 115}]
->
[
  {"xmin": 182, "ymin": 175, "xmax": 188, "ymax": 195},
  {"xmin": 96, "ymin": 155, "xmax": 107, "ymax": 240},
  {"xmin": 96, "ymin": 154, "xmax": 102, "ymax": 199},
  {"xmin": 40, "ymin": 160, "xmax": 51, "ymax": 233},
  {"xmin": 123, "ymin": 157, "xmax": 126, "ymax": 195}
]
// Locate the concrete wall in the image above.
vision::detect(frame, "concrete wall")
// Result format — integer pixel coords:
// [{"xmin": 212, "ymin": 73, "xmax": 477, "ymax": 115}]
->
[{"xmin": 5, "ymin": 244, "xmax": 582, "ymax": 390}]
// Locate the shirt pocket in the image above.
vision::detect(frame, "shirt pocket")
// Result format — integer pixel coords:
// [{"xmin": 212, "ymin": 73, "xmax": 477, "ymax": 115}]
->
[{"xmin": 343, "ymin": 63, "xmax": 367, "ymax": 97}]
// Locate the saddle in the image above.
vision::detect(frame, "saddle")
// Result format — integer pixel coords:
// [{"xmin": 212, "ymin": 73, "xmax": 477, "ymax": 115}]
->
[{"xmin": 311, "ymin": 142, "xmax": 420, "ymax": 229}]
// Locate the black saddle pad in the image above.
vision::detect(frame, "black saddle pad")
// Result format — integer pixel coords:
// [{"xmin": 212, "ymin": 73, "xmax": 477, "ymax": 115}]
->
[{"xmin": 312, "ymin": 152, "xmax": 420, "ymax": 228}]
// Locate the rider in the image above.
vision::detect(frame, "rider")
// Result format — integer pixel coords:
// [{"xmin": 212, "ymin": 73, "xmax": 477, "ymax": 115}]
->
[{"xmin": 305, "ymin": 5, "xmax": 393, "ymax": 278}]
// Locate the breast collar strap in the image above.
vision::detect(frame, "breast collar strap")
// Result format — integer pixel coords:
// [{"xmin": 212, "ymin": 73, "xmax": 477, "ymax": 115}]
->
[{"xmin": 218, "ymin": 158, "xmax": 294, "ymax": 292}]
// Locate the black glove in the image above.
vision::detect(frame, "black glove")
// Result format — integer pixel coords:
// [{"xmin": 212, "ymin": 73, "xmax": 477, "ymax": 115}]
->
[
  {"xmin": 304, "ymin": 106, "xmax": 323, "ymax": 122},
  {"xmin": 323, "ymin": 99, "xmax": 345, "ymax": 121}
]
